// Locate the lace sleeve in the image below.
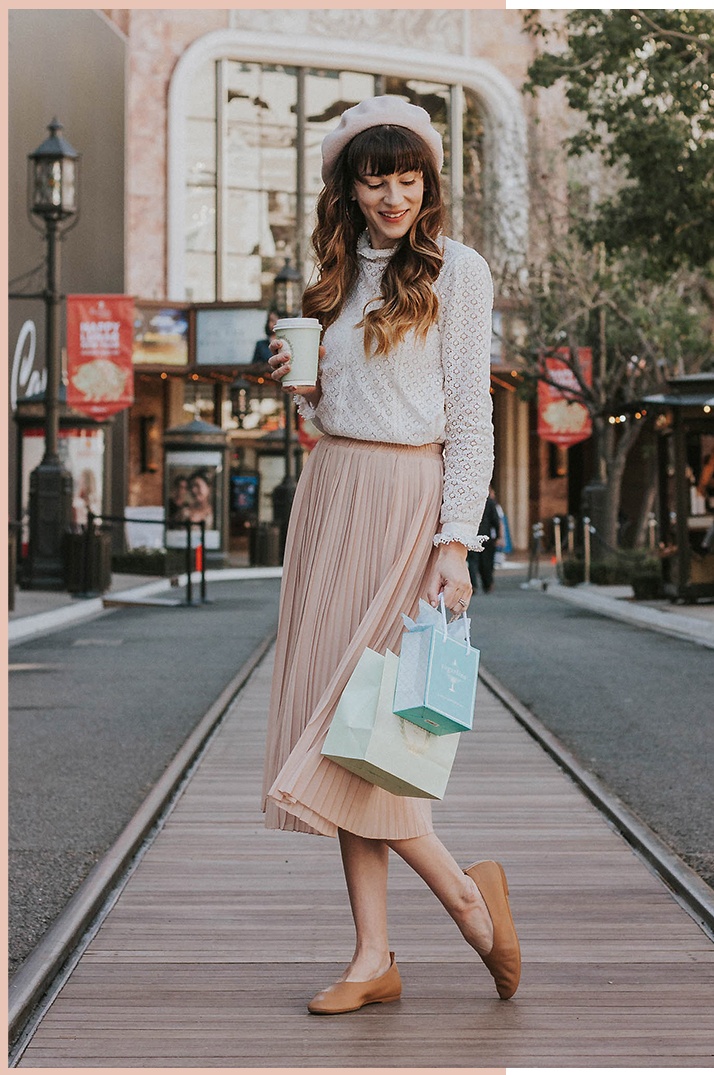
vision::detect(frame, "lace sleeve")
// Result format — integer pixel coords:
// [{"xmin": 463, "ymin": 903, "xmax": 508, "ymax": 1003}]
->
[
  {"xmin": 295, "ymin": 395, "xmax": 317, "ymax": 422},
  {"xmin": 294, "ymin": 393, "xmax": 326, "ymax": 434},
  {"xmin": 433, "ymin": 247, "xmax": 495, "ymax": 552}
]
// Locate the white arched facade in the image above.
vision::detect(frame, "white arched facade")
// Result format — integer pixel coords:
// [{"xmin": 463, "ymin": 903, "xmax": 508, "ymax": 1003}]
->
[{"xmin": 166, "ymin": 28, "xmax": 529, "ymax": 300}]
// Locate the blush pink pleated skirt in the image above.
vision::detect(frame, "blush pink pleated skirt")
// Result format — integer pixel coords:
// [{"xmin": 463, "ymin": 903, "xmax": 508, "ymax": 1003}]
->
[{"xmin": 262, "ymin": 433, "xmax": 444, "ymax": 839}]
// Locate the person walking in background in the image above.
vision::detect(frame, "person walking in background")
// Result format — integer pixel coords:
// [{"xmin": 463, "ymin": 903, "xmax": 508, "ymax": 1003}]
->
[
  {"xmin": 261, "ymin": 96, "xmax": 520, "ymax": 1015},
  {"xmin": 467, "ymin": 485, "xmax": 502, "ymax": 593},
  {"xmin": 252, "ymin": 310, "xmax": 278, "ymax": 366}
]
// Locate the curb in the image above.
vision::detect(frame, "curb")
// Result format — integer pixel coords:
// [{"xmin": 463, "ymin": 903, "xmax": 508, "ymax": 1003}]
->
[
  {"xmin": 8, "ymin": 628, "xmax": 277, "ymax": 1054},
  {"xmin": 8, "ymin": 567, "xmax": 283, "ymax": 645},
  {"xmin": 478, "ymin": 663, "xmax": 714, "ymax": 940},
  {"xmin": 546, "ymin": 582, "xmax": 714, "ymax": 649}
]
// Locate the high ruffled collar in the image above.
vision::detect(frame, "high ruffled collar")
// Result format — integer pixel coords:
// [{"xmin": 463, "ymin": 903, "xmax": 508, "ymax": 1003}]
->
[{"xmin": 357, "ymin": 230, "xmax": 398, "ymax": 262}]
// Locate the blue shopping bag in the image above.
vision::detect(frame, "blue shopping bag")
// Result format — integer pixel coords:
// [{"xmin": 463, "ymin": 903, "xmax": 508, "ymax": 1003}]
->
[{"xmin": 393, "ymin": 595, "xmax": 480, "ymax": 736}]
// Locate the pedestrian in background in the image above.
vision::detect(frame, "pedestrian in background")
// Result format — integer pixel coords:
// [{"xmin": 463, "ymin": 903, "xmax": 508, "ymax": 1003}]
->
[
  {"xmin": 467, "ymin": 485, "xmax": 502, "ymax": 593},
  {"xmin": 262, "ymin": 96, "xmax": 520, "ymax": 1014},
  {"xmin": 252, "ymin": 310, "xmax": 278, "ymax": 366}
]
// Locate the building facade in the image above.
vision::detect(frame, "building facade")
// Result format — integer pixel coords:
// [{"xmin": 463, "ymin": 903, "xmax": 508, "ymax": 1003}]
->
[
  {"xmin": 8, "ymin": 10, "xmax": 127, "ymax": 551},
  {"xmin": 10, "ymin": 9, "xmax": 576, "ymax": 556}
]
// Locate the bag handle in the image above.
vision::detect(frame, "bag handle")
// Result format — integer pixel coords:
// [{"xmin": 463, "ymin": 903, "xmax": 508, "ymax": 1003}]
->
[{"xmin": 438, "ymin": 592, "xmax": 470, "ymax": 652}]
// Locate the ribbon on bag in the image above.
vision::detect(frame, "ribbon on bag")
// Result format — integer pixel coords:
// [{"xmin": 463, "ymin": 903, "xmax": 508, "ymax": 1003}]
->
[
  {"xmin": 401, "ymin": 593, "xmax": 471, "ymax": 647},
  {"xmin": 393, "ymin": 594, "xmax": 480, "ymax": 735}
]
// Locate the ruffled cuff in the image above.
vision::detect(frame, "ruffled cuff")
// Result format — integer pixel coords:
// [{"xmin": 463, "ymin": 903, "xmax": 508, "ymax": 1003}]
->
[
  {"xmin": 433, "ymin": 527, "xmax": 489, "ymax": 553},
  {"xmin": 295, "ymin": 395, "xmax": 318, "ymax": 421}
]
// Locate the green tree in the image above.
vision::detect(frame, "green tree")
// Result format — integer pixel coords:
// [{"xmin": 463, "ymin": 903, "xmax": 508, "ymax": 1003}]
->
[
  {"xmin": 511, "ymin": 202, "xmax": 710, "ymax": 548},
  {"xmin": 523, "ymin": 9, "xmax": 714, "ymax": 279}
]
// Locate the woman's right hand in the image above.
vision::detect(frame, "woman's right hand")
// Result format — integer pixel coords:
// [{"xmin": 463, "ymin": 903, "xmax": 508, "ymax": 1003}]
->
[{"xmin": 268, "ymin": 339, "xmax": 323, "ymax": 407}]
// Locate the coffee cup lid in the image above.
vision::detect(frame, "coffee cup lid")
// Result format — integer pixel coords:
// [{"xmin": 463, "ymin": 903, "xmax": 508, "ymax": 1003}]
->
[{"xmin": 274, "ymin": 317, "xmax": 321, "ymax": 329}]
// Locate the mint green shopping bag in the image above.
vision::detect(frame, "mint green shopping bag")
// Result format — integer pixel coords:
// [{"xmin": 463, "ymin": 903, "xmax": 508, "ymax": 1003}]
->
[
  {"xmin": 321, "ymin": 648, "xmax": 460, "ymax": 800},
  {"xmin": 393, "ymin": 596, "xmax": 480, "ymax": 736}
]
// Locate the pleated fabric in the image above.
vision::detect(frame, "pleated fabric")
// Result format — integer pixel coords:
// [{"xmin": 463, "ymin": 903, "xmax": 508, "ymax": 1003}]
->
[{"xmin": 262, "ymin": 434, "xmax": 445, "ymax": 839}]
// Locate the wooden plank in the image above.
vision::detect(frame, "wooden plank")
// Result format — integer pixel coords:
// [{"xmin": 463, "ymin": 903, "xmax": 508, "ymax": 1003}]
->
[{"xmin": 18, "ymin": 653, "xmax": 714, "ymax": 1067}]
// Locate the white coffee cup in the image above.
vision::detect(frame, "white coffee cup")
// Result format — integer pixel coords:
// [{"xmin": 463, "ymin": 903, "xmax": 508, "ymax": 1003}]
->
[{"xmin": 273, "ymin": 317, "xmax": 322, "ymax": 386}]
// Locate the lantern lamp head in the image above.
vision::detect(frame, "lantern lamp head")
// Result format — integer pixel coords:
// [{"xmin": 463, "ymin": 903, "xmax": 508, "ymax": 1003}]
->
[
  {"xmin": 273, "ymin": 257, "xmax": 302, "ymax": 319},
  {"xmin": 28, "ymin": 118, "xmax": 80, "ymax": 222}
]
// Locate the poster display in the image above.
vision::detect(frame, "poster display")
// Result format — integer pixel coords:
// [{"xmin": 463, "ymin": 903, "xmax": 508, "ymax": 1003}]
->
[
  {"xmin": 66, "ymin": 294, "xmax": 135, "ymax": 420},
  {"xmin": 537, "ymin": 346, "xmax": 593, "ymax": 447},
  {"xmin": 165, "ymin": 449, "xmax": 222, "ymax": 550},
  {"xmin": 133, "ymin": 303, "xmax": 189, "ymax": 367},
  {"xmin": 21, "ymin": 428, "xmax": 104, "ymax": 552}
]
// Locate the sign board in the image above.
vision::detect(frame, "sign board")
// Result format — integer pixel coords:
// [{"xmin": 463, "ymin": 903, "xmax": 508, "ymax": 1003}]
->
[
  {"xmin": 194, "ymin": 306, "xmax": 267, "ymax": 366},
  {"xmin": 133, "ymin": 302, "xmax": 189, "ymax": 367},
  {"xmin": 66, "ymin": 295, "xmax": 135, "ymax": 419},
  {"xmin": 537, "ymin": 347, "xmax": 593, "ymax": 447}
]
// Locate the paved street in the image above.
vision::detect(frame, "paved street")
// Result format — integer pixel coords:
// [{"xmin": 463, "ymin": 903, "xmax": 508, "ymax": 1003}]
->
[
  {"xmin": 15, "ymin": 644, "xmax": 714, "ymax": 1067},
  {"xmin": 9, "ymin": 563, "xmax": 713, "ymax": 992},
  {"xmin": 470, "ymin": 567, "xmax": 714, "ymax": 888},
  {"xmin": 8, "ymin": 577, "xmax": 282, "ymax": 975}
]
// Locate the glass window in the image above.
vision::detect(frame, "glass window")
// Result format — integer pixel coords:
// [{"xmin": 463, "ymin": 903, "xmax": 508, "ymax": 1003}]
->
[
  {"xmin": 463, "ymin": 87, "xmax": 485, "ymax": 252},
  {"xmin": 183, "ymin": 62, "xmax": 486, "ymax": 303}
]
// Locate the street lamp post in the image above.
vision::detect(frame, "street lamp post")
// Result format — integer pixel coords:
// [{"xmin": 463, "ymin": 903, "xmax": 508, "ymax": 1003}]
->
[
  {"xmin": 271, "ymin": 258, "xmax": 303, "ymax": 551},
  {"xmin": 23, "ymin": 119, "xmax": 80, "ymax": 588}
]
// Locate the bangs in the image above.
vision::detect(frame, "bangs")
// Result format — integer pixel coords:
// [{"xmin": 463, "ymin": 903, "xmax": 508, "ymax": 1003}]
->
[{"xmin": 346, "ymin": 125, "xmax": 428, "ymax": 178}]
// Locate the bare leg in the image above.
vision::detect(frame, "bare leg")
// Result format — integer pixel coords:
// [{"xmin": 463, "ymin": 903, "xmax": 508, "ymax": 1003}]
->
[
  {"xmin": 387, "ymin": 832, "xmax": 494, "ymax": 954},
  {"xmin": 337, "ymin": 829, "xmax": 393, "ymax": 982}
]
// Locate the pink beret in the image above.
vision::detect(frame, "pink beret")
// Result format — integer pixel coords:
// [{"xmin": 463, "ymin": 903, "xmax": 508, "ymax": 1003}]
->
[{"xmin": 321, "ymin": 95, "xmax": 444, "ymax": 183}]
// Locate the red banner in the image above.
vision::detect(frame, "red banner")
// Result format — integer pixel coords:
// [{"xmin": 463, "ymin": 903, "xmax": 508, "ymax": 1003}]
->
[
  {"xmin": 66, "ymin": 295, "xmax": 135, "ymax": 420},
  {"xmin": 537, "ymin": 346, "xmax": 593, "ymax": 447}
]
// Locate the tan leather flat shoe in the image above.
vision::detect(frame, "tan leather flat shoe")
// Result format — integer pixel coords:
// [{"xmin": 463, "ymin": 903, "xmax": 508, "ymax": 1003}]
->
[
  {"xmin": 307, "ymin": 952, "xmax": 402, "ymax": 1014},
  {"xmin": 464, "ymin": 860, "xmax": 521, "ymax": 999}
]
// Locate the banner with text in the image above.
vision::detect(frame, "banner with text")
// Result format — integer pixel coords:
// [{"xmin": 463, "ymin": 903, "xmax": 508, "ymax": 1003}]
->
[
  {"xmin": 537, "ymin": 346, "xmax": 593, "ymax": 447},
  {"xmin": 66, "ymin": 295, "xmax": 135, "ymax": 420}
]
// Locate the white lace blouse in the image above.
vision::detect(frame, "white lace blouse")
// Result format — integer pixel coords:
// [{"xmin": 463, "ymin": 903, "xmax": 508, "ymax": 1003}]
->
[{"xmin": 297, "ymin": 231, "xmax": 495, "ymax": 551}]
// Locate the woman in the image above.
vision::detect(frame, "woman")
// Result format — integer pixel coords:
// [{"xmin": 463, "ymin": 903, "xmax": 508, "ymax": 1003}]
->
[
  {"xmin": 262, "ymin": 96, "xmax": 520, "ymax": 1014},
  {"xmin": 187, "ymin": 469, "xmax": 214, "ymax": 529}
]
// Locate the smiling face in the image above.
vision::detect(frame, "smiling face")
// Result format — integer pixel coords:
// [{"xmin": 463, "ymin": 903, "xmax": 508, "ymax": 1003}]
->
[{"xmin": 352, "ymin": 171, "xmax": 425, "ymax": 250}]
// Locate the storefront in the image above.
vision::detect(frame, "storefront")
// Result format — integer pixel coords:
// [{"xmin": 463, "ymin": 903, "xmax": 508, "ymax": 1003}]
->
[{"xmin": 644, "ymin": 374, "xmax": 714, "ymax": 601}]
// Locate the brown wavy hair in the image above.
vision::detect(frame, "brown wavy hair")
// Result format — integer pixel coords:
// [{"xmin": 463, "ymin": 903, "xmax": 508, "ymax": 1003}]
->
[{"xmin": 302, "ymin": 125, "xmax": 445, "ymax": 357}]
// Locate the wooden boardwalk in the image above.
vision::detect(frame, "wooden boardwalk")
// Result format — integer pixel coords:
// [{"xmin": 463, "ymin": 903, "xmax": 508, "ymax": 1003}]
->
[{"xmin": 18, "ymin": 649, "xmax": 714, "ymax": 1067}]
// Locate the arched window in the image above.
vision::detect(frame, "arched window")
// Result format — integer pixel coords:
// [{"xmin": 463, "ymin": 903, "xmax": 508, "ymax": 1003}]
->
[{"xmin": 182, "ymin": 62, "xmax": 486, "ymax": 305}]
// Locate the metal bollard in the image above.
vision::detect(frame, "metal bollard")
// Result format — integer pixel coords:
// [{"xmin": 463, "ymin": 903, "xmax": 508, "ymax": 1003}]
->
[
  {"xmin": 528, "ymin": 521, "xmax": 545, "ymax": 582},
  {"xmin": 583, "ymin": 516, "xmax": 591, "ymax": 585},
  {"xmin": 185, "ymin": 520, "xmax": 193, "ymax": 605},
  {"xmin": 553, "ymin": 516, "xmax": 563, "ymax": 581},
  {"xmin": 648, "ymin": 512, "xmax": 657, "ymax": 551},
  {"xmin": 200, "ymin": 520, "xmax": 207, "ymax": 603},
  {"xmin": 567, "ymin": 515, "xmax": 575, "ymax": 557}
]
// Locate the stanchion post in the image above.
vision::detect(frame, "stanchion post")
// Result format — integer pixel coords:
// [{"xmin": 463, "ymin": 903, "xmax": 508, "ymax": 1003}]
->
[
  {"xmin": 567, "ymin": 514, "xmax": 575, "ymax": 556},
  {"xmin": 85, "ymin": 510, "xmax": 94, "ymax": 594},
  {"xmin": 648, "ymin": 511, "xmax": 657, "ymax": 551},
  {"xmin": 583, "ymin": 516, "xmax": 591, "ymax": 585},
  {"xmin": 529, "ymin": 522, "xmax": 544, "ymax": 581},
  {"xmin": 185, "ymin": 520, "xmax": 193, "ymax": 606},
  {"xmin": 200, "ymin": 520, "xmax": 207, "ymax": 603},
  {"xmin": 553, "ymin": 516, "xmax": 563, "ymax": 581}
]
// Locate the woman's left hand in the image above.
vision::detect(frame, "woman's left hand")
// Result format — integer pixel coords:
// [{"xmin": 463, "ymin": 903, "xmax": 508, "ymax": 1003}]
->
[{"xmin": 425, "ymin": 542, "xmax": 472, "ymax": 614}]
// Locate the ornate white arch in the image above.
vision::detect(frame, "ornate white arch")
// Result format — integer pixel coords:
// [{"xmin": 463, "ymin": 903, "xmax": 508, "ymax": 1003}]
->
[{"xmin": 167, "ymin": 28, "xmax": 529, "ymax": 299}]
